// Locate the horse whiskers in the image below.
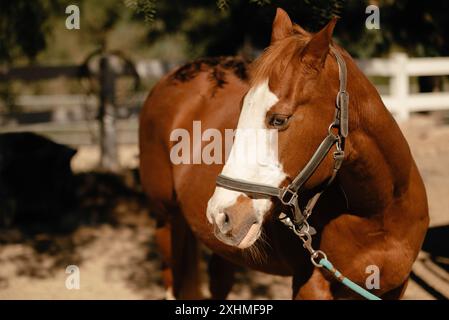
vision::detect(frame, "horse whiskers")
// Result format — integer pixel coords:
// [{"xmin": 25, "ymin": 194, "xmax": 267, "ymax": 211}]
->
[
  {"xmin": 242, "ymin": 228, "xmax": 270, "ymax": 265},
  {"xmin": 258, "ymin": 228, "xmax": 272, "ymax": 252},
  {"xmin": 243, "ymin": 245, "xmax": 265, "ymax": 265}
]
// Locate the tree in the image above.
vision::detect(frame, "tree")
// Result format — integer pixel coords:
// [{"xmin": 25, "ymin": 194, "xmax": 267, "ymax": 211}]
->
[
  {"xmin": 2, "ymin": 1, "xmax": 449, "ymax": 64},
  {"xmin": 129, "ymin": 0, "xmax": 449, "ymax": 60},
  {"xmin": 129, "ymin": 0, "xmax": 345, "ymax": 58},
  {"xmin": 0, "ymin": 1, "xmax": 61, "ymax": 63}
]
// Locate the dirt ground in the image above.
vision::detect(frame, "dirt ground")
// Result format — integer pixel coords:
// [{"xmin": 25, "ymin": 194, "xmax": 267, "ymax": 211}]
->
[{"xmin": 0, "ymin": 113, "xmax": 448, "ymax": 300}]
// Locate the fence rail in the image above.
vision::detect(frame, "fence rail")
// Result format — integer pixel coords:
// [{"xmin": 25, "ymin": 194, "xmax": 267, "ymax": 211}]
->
[
  {"xmin": 0, "ymin": 52, "xmax": 145, "ymax": 171},
  {"xmin": 1, "ymin": 53, "xmax": 449, "ymax": 153},
  {"xmin": 3, "ymin": 54, "xmax": 449, "ymax": 123},
  {"xmin": 357, "ymin": 53, "xmax": 449, "ymax": 120}
]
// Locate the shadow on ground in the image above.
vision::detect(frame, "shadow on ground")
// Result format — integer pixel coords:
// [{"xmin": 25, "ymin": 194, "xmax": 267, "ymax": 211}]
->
[
  {"xmin": 0, "ymin": 169, "xmax": 167, "ymax": 296},
  {"xmin": 0, "ymin": 167, "xmax": 291, "ymax": 299},
  {"xmin": 422, "ymin": 225, "xmax": 449, "ymax": 267},
  {"xmin": 410, "ymin": 225, "xmax": 449, "ymax": 300}
]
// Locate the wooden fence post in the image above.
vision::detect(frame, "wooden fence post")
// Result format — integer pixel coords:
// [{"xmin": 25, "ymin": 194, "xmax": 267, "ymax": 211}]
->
[
  {"xmin": 390, "ymin": 52, "xmax": 410, "ymax": 121},
  {"xmin": 99, "ymin": 55, "xmax": 119, "ymax": 171}
]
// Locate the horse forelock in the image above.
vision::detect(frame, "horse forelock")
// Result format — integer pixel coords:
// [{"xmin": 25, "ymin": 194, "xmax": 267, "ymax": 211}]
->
[{"xmin": 250, "ymin": 30, "xmax": 310, "ymax": 87}]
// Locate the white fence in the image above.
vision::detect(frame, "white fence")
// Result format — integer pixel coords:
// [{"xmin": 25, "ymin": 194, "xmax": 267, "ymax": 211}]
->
[
  {"xmin": 4, "ymin": 55, "xmax": 449, "ymax": 123},
  {"xmin": 357, "ymin": 53, "xmax": 449, "ymax": 121}
]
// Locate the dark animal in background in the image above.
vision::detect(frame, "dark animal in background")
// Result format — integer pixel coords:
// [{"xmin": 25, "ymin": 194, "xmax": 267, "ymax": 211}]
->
[{"xmin": 0, "ymin": 132, "xmax": 77, "ymax": 226}]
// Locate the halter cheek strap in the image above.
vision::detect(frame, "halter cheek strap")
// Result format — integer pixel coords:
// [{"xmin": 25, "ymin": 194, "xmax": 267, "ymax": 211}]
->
[{"xmin": 216, "ymin": 46, "xmax": 348, "ymax": 226}]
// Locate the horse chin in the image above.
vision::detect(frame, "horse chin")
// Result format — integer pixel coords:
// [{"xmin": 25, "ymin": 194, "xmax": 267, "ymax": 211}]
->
[
  {"xmin": 236, "ymin": 223, "xmax": 262, "ymax": 249},
  {"xmin": 213, "ymin": 222, "xmax": 262, "ymax": 249}
]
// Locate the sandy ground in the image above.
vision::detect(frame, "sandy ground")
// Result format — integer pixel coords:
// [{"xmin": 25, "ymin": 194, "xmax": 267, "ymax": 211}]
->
[{"xmin": 0, "ymin": 113, "xmax": 448, "ymax": 300}]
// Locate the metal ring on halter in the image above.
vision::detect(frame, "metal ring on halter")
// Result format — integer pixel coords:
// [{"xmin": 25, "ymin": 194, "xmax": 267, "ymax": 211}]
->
[
  {"xmin": 327, "ymin": 123, "xmax": 340, "ymax": 139},
  {"xmin": 311, "ymin": 250, "xmax": 328, "ymax": 268},
  {"xmin": 280, "ymin": 187, "xmax": 298, "ymax": 206},
  {"xmin": 293, "ymin": 220, "xmax": 309, "ymax": 236}
]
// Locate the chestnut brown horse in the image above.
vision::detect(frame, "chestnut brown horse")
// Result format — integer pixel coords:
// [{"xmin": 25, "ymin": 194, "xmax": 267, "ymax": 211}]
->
[{"xmin": 139, "ymin": 8, "xmax": 429, "ymax": 299}]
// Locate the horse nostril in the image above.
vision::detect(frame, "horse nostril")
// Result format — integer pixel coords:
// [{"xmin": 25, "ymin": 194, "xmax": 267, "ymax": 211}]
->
[
  {"xmin": 223, "ymin": 212, "xmax": 230, "ymax": 224},
  {"xmin": 215, "ymin": 211, "xmax": 232, "ymax": 234}
]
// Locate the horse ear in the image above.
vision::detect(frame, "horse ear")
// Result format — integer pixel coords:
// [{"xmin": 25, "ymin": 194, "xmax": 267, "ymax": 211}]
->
[
  {"xmin": 301, "ymin": 17, "xmax": 338, "ymax": 68},
  {"xmin": 271, "ymin": 8, "xmax": 293, "ymax": 43}
]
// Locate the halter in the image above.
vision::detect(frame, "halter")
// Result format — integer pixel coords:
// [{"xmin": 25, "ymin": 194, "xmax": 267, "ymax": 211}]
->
[
  {"xmin": 214, "ymin": 47, "xmax": 382, "ymax": 300},
  {"xmin": 216, "ymin": 46, "xmax": 348, "ymax": 227}
]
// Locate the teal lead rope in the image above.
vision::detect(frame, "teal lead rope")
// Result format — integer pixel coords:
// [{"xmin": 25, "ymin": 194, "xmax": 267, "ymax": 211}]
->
[
  {"xmin": 279, "ymin": 214, "xmax": 382, "ymax": 300},
  {"xmin": 319, "ymin": 258, "xmax": 382, "ymax": 300}
]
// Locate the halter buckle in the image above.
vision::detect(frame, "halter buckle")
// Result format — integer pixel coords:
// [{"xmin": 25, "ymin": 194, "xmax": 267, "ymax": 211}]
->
[
  {"xmin": 280, "ymin": 187, "xmax": 298, "ymax": 206},
  {"xmin": 336, "ymin": 90, "xmax": 349, "ymax": 109},
  {"xmin": 333, "ymin": 149, "xmax": 345, "ymax": 171},
  {"xmin": 336, "ymin": 91, "xmax": 349, "ymax": 138}
]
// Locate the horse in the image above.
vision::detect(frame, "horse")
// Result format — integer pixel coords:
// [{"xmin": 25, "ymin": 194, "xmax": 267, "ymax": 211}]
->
[{"xmin": 139, "ymin": 8, "xmax": 429, "ymax": 299}]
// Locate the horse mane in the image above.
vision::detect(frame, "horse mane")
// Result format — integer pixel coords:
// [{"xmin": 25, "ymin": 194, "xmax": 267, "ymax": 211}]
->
[{"xmin": 250, "ymin": 25, "xmax": 310, "ymax": 86}]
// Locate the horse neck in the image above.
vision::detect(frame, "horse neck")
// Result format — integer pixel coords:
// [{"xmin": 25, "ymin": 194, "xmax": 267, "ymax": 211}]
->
[{"xmin": 337, "ymin": 58, "xmax": 413, "ymax": 215}]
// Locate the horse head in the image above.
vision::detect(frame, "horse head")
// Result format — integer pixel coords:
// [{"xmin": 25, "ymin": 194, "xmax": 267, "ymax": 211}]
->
[{"xmin": 207, "ymin": 8, "xmax": 348, "ymax": 249}]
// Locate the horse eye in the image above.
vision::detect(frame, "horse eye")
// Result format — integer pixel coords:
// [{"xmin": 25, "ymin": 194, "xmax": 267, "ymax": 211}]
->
[{"xmin": 268, "ymin": 115, "xmax": 290, "ymax": 129}]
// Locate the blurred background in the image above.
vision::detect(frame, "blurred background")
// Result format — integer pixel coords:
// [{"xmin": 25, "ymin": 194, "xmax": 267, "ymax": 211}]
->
[{"xmin": 0, "ymin": 0, "xmax": 449, "ymax": 299}]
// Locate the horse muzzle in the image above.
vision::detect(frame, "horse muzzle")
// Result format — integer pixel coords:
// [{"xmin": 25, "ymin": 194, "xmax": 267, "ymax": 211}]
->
[{"xmin": 208, "ymin": 195, "xmax": 263, "ymax": 249}]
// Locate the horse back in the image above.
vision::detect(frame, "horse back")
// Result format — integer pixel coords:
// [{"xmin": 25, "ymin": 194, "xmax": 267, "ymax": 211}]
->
[{"xmin": 139, "ymin": 57, "xmax": 249, "ymax": 220}]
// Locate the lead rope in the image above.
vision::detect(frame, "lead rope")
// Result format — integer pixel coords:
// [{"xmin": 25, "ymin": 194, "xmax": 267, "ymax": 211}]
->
[{"xmin": 279, "ymin": 214, "xmax": 381, "ymax": 300}]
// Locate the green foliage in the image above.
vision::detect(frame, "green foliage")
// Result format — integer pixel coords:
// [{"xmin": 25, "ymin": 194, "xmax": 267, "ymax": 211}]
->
[
  {"xmin": 337, "ymin": 0, "xmax": 449, "ymax": 58},
  {"xmin": 218, "ymin": 0, "xmax": 271, "ymax": 10},
  {"xmin": 2, "ymin": 1, "xmax": 449, "ymax": 65},
  {"xmin": 0, "ymin": 0, "xmax": 62, "ymax": 63},
  {"xmin": 130, "ymin": 0, "xmax": 353, "ymax": 58},
  {"xmin": 124, "ymin": 0, "xmax": 157, "ymax": 23},
  {"xmin": 126, "ymin": 0, "xmax": 449, "ymax": 59},
  {"xmin": 303, "ymin": 0, "xmax": 344, "ymax": 27},
  {"xmin": 217, "ymin": 0, "xmax": 230, "ymax": 11},
  {"xmin": 250, "ymin": 0, "xmax": 272, "ymax": 5}
]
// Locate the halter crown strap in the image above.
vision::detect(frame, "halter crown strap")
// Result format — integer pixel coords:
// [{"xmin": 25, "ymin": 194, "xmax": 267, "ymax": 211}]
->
[{"xmin": 331, "ymin": 47, "xmax": 349, "ymax": 138}]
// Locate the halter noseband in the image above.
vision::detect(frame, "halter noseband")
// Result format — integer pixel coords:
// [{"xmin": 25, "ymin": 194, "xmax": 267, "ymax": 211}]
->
[{"xmin": 215, "ymin": 47, "xmax": 349, "ymax": 227}]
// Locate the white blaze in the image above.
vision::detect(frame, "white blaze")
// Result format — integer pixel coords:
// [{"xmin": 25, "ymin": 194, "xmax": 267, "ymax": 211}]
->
[{"xmin": 207, "ymin": 79, "xmax": 287, "ymax": 223}]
